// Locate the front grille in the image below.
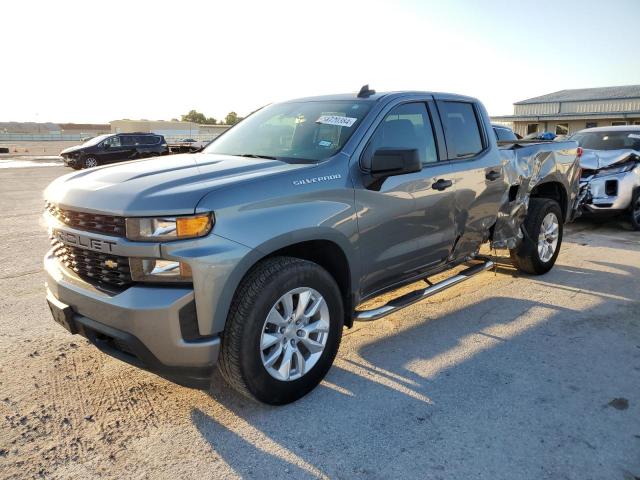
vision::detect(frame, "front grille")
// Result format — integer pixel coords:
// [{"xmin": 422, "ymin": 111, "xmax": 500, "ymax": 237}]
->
[
  {"xmin": 51, "ymin": 239, "xmax": 133, "ymax": 289},
  {"xmin": 45, "ymin": 202, "xmax": 126, "ymax": 237}
]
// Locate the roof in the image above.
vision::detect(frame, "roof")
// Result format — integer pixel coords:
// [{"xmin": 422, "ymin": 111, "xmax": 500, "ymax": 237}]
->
[
  {"xmin": 0, "ymin": 122, "xmax": 60, "ymax": 133},
  {"xmin": 515, "ymin": 85, "xmax": 640, "ymax": 105},
  {"xmin": 284, "ymin": 90, "xmax": 478, "ymax": 104},
  {"xmin": 491, "ymin": 111, "xmax": 640, "ymax": 122},
  {"xmin": 578, "ymin": 125, "xmax": 640, "ymax": 133},
  {"xmin": 58, "ymin": 123, "xmax": 110, "ymax": 130},
  {"xmin": 284, "ymin": 92, "xmax": 388, "ymax": 102}
]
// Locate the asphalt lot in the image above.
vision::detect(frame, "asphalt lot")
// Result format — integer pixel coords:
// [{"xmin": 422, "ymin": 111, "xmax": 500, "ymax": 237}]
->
[{"xmin": 0, "ymin": 165, "xmax": 639, "ymax": 479}]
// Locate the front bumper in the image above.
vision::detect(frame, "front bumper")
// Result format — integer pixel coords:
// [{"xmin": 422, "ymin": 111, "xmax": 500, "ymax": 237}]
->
[
  {"xmin": 45, "ymin": 252, "xmax": 220, "ymax": 388},
  {"xmin": 579, "ymin": 168, "xmax": 640, "ymax": 214}
]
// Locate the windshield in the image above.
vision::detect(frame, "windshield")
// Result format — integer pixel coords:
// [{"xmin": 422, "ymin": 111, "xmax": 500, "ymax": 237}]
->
[
  {"xmin": 81, "ymin": 134, "xmax": 112, "ymax": 147},
  {"xmin": 570, "ymin": 130, "xmax": 640, "ymax": 151},
  {"xmin": 204, "ymin": 100, "xmax": 373, "ymax": 162}
]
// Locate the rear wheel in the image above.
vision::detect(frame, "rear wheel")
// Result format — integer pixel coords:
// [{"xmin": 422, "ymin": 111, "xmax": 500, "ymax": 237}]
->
[
  {"xmin": 83, "ymin": 156, "xmax": 99, "ymax": 168},
  {"xmin": 219, "ymin": 256, "xmax": 343, "ymax": 405},
  {"xmin": 510, "ymin": 198, "xmax": 563, "ymax": 275},
  {"xmin": 630, "ymin": 188, "xmax": 640, "ymax": 231}
]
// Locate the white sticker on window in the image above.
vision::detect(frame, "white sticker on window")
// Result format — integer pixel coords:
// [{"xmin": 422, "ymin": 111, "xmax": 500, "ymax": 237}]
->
[
  {"xmin": 318, "ymin": 140, "xmax": 332, "ymax": 147},
  {"xmin": 316, "ymin": 115, "xmax": 357, "ymax": 127},
  {"xmin": 628, "ymin": 133, "xmax": 640, "ymax": 139}
]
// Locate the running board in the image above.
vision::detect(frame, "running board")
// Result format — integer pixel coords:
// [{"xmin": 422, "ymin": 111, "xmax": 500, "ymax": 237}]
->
[{"xmin": 354, "ymin": 259, "xmax": 494, "ymax": 322}]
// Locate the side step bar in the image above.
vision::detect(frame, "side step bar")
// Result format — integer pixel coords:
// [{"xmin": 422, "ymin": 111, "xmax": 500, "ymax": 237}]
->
[{"xmin": 354, "ymin": 258, "xmax": 494, "ymax": 322}]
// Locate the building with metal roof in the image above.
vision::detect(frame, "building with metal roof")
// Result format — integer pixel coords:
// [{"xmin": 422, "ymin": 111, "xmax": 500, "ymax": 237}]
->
[{"xmin": 491, "ymin": 84, "xmax": 640, "ymax": 137}]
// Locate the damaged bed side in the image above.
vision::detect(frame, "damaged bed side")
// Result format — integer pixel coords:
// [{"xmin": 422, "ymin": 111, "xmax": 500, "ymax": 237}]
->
[{"xmin": 491, "ymin": 140, "xmax": 581, "ymax": 249}]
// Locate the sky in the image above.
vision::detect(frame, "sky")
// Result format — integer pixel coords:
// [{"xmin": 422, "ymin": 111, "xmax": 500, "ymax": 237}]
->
[{"xmin": 2, "ymin": 0, "xmax": 639, "ymax": 123}]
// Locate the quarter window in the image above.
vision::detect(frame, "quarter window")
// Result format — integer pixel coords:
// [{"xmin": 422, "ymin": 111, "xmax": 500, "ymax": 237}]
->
[
  {"xmin": 438, "ymin": 101, "xmax": 484, "ymax": 159},
  {"xmin": 366, "ymin": 102, "xmax": 438, "ymax": 166}
]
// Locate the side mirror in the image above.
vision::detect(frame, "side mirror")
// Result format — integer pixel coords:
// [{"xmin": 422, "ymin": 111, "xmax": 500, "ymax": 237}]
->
[{"xmin": 370, "ymin": 148, "xmax": 421, "ymax": 178}]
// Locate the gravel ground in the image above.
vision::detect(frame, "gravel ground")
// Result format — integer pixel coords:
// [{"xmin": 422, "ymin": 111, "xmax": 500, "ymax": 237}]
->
[{"xmin": 0, "ymin": 166, "xmax": 639, "ymax": 479}]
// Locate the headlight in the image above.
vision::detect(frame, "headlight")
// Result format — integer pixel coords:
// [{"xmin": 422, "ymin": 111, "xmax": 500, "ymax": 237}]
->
[
  {"xmin": 129, "ymin": 258, "xmax": 193, "ymax": 283},
  {"xmin": 594, "ymin": 161, "xmax": 636, "ymax": 177},
  {"xmin": 125, "ymin": 213, "xmax": 213, "ymax": 241}
]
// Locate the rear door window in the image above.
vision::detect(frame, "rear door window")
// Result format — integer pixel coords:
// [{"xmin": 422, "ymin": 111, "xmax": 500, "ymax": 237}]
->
[
  {"xmin": 121, "ymin": 135, "xmax": 136, "ymax": 146},
  {"xmin": 438, "ymin": 101, "xmax": 484, "ymax": 159}
]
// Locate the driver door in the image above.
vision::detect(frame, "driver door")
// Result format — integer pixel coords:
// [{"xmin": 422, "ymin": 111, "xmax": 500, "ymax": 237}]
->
[
  {"xmin": 100, "ymin": 135, "xmax": 123, "ymax": 163},
  {"xmin": 355, "ymin": 101, "xmax": 457, "ymax": 297}
]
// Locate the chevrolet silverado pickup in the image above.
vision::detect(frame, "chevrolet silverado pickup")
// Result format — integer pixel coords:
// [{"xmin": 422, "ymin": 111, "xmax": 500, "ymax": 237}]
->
[{"xmin": 43, "ymin": 87, "xmax": 580, "ymax": 405}]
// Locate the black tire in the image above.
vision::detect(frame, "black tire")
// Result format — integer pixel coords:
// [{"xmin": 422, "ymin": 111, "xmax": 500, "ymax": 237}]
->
[
  {"xmin": 510, "ymin": 198, "xmax": 563, "ymax": 275},
  {"xmin": 219, "ymin": 256, "xmax": 344, "ymax": 405},
  {"xmin": 630, "ymin": 188, "xmax": 640, "ymax": 231},
  {"xmin": 83, "ymin": 156, "xmax": 99, "ymax": 168}
]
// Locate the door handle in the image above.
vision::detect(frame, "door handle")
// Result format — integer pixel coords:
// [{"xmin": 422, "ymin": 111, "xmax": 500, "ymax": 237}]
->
[
  {"xmin": 432, "ymin": 178, "xmax": 453, "ymax": 191},
  {"xmin": 485, "ymin": 170, "xmax": 501, "ymax": 181}
]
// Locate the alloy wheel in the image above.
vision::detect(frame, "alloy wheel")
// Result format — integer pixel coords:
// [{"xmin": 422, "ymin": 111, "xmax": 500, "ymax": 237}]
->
[
  {"xmin": 259, "ymin": 287, "xmax": 330, "ymax": 381},
  {"xmin": 632, "ymin": 195, "xmax": 640, "ymax": 224},
  {"xmin": 537, "ymin": 212, "xmax": 559, "ymax": 262}
]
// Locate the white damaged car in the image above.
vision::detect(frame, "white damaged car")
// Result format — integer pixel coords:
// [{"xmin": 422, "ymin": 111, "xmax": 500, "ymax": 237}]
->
[{"xmin": 571, "ymin": 126, "xmax": 640, "ymax": 229}]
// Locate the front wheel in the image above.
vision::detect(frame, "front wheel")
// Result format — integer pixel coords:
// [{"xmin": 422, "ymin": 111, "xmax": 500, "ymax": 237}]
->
[
  {"xmin": 510, "ymin": 198, "xmax": 563, "ymax": 275},
  {"xmin": 83, "ymin": 156, "xmax": 99, "ymax": 168},
  {"xmin": 630, "ymin": 188, "xmax": 640, "ymax": 231},
  {"xmin": 219, "ymin": 257, "xmax": 344, "ymax": 405}
]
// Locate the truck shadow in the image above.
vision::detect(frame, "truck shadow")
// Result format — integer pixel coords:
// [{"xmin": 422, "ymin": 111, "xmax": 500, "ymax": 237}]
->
[
  {"xmin": 570, "ymin": 215, "xmax": 634, "ymax": 232},
  {"xmin": 192, "ymin": 255, "xmax": 639, "ymax": 478}
]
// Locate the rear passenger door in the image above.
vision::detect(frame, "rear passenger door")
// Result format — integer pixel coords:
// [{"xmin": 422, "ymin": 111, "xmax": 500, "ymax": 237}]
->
[
  {"xmin": 355, "ymin": 100, "xmax": 457, "ymax": 297},
  {"xmin": 435, "ymin": 98, "xmax": 506, "ymax": 259},
  {"xmin": 117, "ymin": 135, "xmax": 138, "ymax": 160}
]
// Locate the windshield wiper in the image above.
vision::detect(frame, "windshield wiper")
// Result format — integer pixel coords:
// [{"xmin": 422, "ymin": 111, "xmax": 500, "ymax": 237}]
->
[
  {"xmin": 229, "ymin": 153, "xmax": 316, "ymax": 164},
  {"xmin": 235, "ymin": 153, "xmax": 278, "ymax": 160}
]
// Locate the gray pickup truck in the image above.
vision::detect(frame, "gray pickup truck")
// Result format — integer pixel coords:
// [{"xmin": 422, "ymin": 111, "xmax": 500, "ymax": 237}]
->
[{"xmin": 43, "ymin": 87, "xmax": 580, "ymax": 404}]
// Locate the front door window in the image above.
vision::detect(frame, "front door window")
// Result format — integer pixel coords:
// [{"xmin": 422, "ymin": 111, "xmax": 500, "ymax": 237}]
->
[{"xmin": 103, "ymin": 136, "xmax": 121, "ymax": 148}]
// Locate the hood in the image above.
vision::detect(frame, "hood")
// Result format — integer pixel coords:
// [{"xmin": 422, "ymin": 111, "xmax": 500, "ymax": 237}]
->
[
  {"xmin": 580, "ymin": 148, "xmax": 640, "ymax": 170},
  {"xmin": 60, "ymin": 144, "xmax": 85, "ymax": 155},
  {"xmin": 44, "ymin": 153, "xmax": 314, "ymax": 216}
]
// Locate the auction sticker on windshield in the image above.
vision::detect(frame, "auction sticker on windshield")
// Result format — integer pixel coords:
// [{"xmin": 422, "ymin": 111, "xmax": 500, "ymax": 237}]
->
[{"xmin": 316, "ymin": 115, "xmax": 357, "ymax": 127}]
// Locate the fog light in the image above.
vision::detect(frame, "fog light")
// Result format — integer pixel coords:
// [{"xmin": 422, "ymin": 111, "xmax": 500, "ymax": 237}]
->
[{"xmin": 129, "ymin": 258, "xmax": 192, "ymax": 283}]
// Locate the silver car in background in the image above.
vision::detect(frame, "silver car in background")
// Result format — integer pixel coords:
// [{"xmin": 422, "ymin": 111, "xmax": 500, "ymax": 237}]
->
[{"xmin": 571, "ymin": 126, "xmax": 640, "ymax": 229}]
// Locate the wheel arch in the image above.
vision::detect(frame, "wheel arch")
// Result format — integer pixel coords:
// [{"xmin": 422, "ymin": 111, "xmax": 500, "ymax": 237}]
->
[
  {"xmin": 213, "ymin": 233, "xmax": 357, "ymax": 334},
  {"xmin": 530, "ymin": 179, "xmax": 569, "ymax": 221},
  {"xmin": 262, "ymin": 238, "xmax": 354, "ymax": 328}
]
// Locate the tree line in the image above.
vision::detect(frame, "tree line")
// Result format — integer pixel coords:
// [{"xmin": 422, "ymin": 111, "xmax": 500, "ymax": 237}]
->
[{"xmin": 176, "ymin": 110, "xmax": 244, "ymax": 126}]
